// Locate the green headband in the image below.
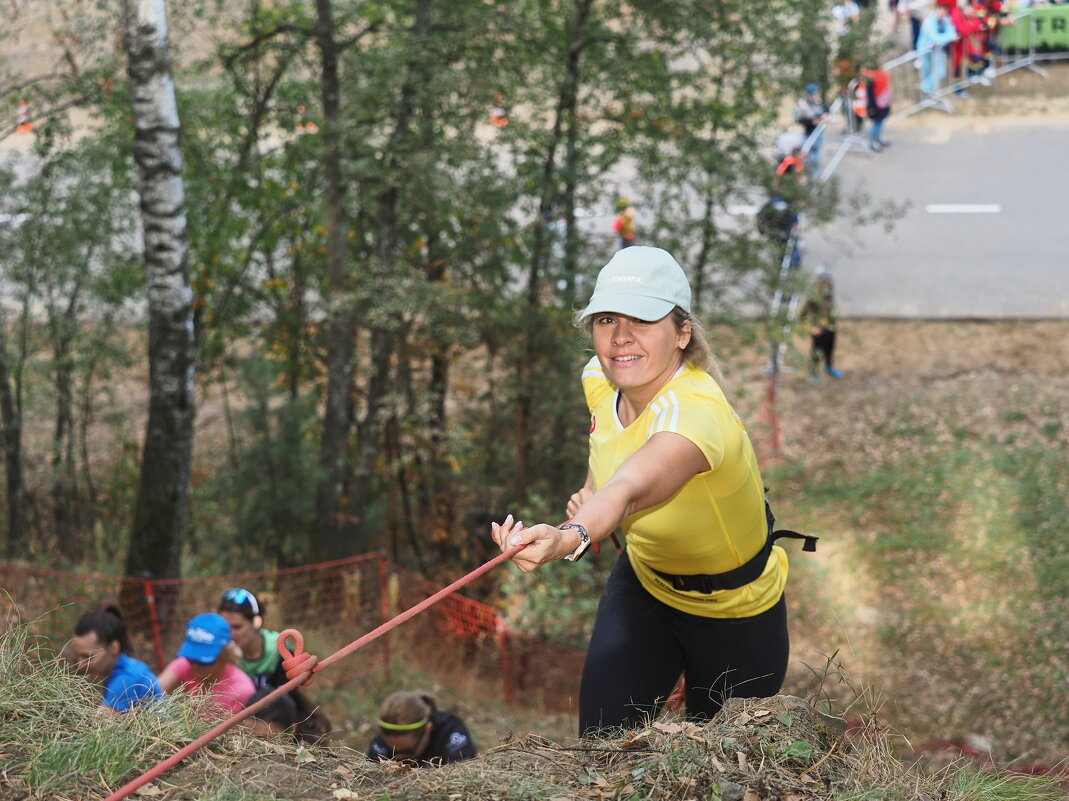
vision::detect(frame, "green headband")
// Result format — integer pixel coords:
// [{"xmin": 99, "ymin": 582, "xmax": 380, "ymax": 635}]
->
[{"xmin": 377, "ymin": 716, "xmax": 429, "ymax": 732}]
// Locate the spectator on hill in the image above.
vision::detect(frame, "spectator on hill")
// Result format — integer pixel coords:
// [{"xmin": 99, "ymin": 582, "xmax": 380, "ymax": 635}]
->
[
  {"xmin": 367, "ymin": 691, "xmax": 477, "ymax": 767},
  {"xmin": 792, "ymin": 83, "xmax": 829, "ymax": 168},
  {"xmin": 862, "ymin": 66, "xmax": 892, "ymax": 150},
  {"xmin": 917, "ymin": 5, "xmax": 959, "ymax": 97},
  {"xmin": 906, "ymin": 0, "xmax": 932, "ymax": 49},
  {"xmin": 800, "ymin": 265, "xmax": 844, "ymax": 383},
  {"xmin": 950, "ymin": 3, "xmax": 985, "ymax": 96},
  {"xmin": 63, "ymin": 602, "xmax": 162, "ymax": 712},
  {"xmin": 157, "ymin": 613, "xmax": 255, "ymax": 715},
  {"xmin": 851, "ymin": 77, "xmax": 868, "ymax": 135},
  {"xmin": 612, "ymin": 197, "xmax": 637, "ymax": 249},
  {"xmin": 492, "ymin": 246, "xmax": 813, "ymax": 736},
  {"xmin": 218, "ymin": 587, "xmax": 331, "ymax": 739},
  {"xmin": 832, "ymin": 0, "xmax": 862, "ymax": 36}
]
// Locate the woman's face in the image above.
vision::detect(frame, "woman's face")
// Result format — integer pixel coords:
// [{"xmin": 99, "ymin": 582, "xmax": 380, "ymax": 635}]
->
[
  {"xmin": 220, "ymin": 611, "xmax": 259, "ymax": 654},
  {"xmin": 592, "ymin": 312, "xmax": 690, "ymax": 397},
  {"xmin": 381, "ymin": 722, "xmax": 433, "ymax": 762},
  {"xmin": 67, "ymin": 631, "xmax": 119, "ymax": 682}
]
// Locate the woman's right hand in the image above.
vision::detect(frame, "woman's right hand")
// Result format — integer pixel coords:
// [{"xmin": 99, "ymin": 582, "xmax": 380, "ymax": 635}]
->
[{"xmin": 490, "ymin": 515, "xmax": 576, "ymax": 573}]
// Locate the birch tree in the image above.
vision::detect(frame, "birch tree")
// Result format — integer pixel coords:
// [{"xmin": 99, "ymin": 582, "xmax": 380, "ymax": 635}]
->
[{"xmin": 121, "ymin": 0, "xmax": 195, "ymax": 581}]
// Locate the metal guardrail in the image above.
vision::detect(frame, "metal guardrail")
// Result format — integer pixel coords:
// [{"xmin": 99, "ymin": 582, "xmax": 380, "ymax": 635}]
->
[{"xmin": 881, "ymin": 9, "xmax": 1057, "ymax": 120}]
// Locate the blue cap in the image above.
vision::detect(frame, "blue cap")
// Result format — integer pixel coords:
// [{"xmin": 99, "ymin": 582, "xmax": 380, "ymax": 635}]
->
[
  {"xmin": 805, "ymin": 82, "xmax": 820, "ymax": 94},
  {"xmin": 177, "ymin": 613, "xmax": 231, "ymax": 664}
]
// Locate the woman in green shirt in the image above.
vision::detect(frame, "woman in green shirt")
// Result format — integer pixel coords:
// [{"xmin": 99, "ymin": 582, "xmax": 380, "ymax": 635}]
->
[
  {"xmin": 218, "ymin": 587, "xmax": 332, "ymax": 739},
  {"xmin": 218, "ymin": 587, "xmax": 286, "ymax": 687}
]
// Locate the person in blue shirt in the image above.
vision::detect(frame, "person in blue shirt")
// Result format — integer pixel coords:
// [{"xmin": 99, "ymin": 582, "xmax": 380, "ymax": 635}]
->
[{"xmin": 65, "ymin": 602, "xmax": 162, "ymax": 712}]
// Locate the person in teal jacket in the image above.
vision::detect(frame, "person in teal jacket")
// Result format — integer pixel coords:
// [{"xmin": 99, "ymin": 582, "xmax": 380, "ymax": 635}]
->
[{"xmin": 917, "ymin": 6, "xmax": 959, "ymax": 95}]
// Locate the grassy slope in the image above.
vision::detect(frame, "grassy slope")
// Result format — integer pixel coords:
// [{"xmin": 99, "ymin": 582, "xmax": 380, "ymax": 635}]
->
[
  {"xmin": 3, "ymin": 619, "xmax": 1064, "ymax": 801},
  {"xmin": 744, "ymin": 320, "xmax": 1069, "ymax": 766}
]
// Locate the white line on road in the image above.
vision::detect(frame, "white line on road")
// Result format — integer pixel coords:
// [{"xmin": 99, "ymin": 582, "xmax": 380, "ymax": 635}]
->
[{"xmin": 925, "ymin": 203, "xmax": 1001, "ymax": 214}]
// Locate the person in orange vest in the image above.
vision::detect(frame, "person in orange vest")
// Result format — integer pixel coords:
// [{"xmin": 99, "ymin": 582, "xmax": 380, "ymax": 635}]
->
[
  {"xmin": 489, "ymin": 92, "xmax": 509, "ymax": 128},
  {"xmin": 775, "ymin": 147, "xmax": 805, "ymax": 180},
  {"xmin": 16, "ymin": 99, "xmax": 32, "ymax": 133},
  {"xmin": 612, "ymin": 197, "xmax": 636, "ymax": 249},
  {"xmin": 851, "ymin": 79, "xmax": 867, "ymax": 135}
]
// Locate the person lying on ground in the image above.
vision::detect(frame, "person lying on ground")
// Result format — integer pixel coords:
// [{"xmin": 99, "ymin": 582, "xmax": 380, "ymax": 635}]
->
[{"xmin": 367, "ymin": 691, "xmax": 476, "ymax": 767}]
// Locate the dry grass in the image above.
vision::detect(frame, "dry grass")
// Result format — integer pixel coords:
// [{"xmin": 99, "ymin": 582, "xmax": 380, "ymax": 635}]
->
[{"xmin": 4, "ymin": 608, "xmax": 1065, "ymax": 801}]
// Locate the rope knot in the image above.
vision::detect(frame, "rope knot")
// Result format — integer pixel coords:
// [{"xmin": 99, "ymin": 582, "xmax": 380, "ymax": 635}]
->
[{"xmin": 278, "ymin": 628, "xmax": 319, "ymax": 685}]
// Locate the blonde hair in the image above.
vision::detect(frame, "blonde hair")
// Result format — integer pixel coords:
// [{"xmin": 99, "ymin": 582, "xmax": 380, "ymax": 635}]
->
[
  {"xmin": 377, "ymin": 691, "xmax": 438, "ymax": 727},
  {"xmin": 577, "ymin": 307, "xmax": 725, "ymax": 388}
]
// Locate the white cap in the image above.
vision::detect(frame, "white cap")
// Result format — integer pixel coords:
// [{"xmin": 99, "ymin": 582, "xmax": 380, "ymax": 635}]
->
[{"xmin": 580, "ymin": 246, "xmax": 691, "ymax": 321}]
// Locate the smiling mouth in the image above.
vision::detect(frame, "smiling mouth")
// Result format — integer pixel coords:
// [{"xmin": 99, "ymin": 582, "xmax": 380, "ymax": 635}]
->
[{"xmin": 613, "ymin": 355, "xmax": 640, "ymax": 362}]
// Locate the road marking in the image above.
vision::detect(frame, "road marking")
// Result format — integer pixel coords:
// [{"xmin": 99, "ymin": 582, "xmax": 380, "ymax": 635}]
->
[{"xmin": 925, "ymin": 203, "xmax": 1001, "ymax": 214}]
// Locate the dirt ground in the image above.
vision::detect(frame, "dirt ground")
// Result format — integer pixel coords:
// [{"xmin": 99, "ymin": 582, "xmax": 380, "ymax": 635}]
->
[{"xmin": 730, "ymin": 319, "xmax": 1069, "ymax": 462}]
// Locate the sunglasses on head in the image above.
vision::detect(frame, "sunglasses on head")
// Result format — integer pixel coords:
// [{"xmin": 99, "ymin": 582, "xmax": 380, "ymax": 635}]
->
[{"xmin": 222, "ymin": 587, "xmax": 260, "ymax": 615}]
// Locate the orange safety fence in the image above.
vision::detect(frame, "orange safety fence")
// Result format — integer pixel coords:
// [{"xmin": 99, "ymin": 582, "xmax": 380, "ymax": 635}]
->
[{"xmin": 0, "ymin": 552, "xmax": 584, "ymax": 713}]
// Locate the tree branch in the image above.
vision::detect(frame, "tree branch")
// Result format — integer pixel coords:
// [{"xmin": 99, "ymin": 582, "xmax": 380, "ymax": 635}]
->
[
  {"xmin": 221, "ymin": 24, "xmax": 311, "ymax": 69},
  {"xmin": 0, "ymin": 94, "xmax": 93, "ymax": 143}
]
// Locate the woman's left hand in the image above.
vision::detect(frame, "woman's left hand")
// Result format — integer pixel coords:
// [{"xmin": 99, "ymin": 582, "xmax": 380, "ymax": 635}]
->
[{"xmin": 491, "ymin": 515, "xmax": 574, "ymax": 573}]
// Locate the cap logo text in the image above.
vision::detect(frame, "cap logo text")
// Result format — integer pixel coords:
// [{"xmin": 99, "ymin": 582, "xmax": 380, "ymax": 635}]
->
[{"xmin": 187, "ymin": 627, "xmax": 216, "ymax": 644}]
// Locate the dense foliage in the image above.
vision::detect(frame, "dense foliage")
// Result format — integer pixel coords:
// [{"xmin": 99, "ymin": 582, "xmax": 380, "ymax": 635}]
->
[{"xmin": 1, "ymin": 0, "xmax": 846, "ymax": 575}]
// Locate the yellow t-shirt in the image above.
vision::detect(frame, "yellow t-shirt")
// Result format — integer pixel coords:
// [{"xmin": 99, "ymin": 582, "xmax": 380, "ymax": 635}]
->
[{"xmin": 582, "ymin": 356, "xmax": 787, "ymax": 618}]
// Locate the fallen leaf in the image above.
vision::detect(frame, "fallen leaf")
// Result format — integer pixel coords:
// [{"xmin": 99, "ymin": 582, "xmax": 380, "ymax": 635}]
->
[
  {"xmin": 335, "ymin": 765, "xmax": 357, "ymax": 781},
  {"xmin": 742, "ymin": 789, "xmax": 760, "ymax": 801},
  {"xmin": 735, "ymin": 712, "xmax": 752, "ymax": 725},
  {"xmin": 295, "ymin": 746, "xmax": 316, "ymax": 764},
  {"xmin": 753, "ymin": 709, "xmax": 771, "ymax": 718},
  {"xmin": 737, "ymin": 751, "xmax": 748, "ymax": 770},
  {"xmin": 654, "ymin": 721, "xmax": 683, "ymax": 735},
  {"xmin": 135, "ymin": 785, "xmax": 163, "ymax": 797},
  {"xmin": 683, "ymin": 723, "xmax": 705, "ymax": 742},
  {"xmin": 709, "ymin": 755, "xmax": 726, "ymax": 772},
  {"xmin": 332, "ymin": 790, "xmax": 360, "ymax": 800}
]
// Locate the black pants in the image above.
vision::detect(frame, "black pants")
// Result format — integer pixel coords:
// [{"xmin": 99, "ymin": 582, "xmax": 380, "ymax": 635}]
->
[
  {"xmin": 578, "ymin": 552, "xmax": 788, "ymax": 736},
  {"xmin": 811, "ymin": 329, "xmax": 836, "ymax": 370}
]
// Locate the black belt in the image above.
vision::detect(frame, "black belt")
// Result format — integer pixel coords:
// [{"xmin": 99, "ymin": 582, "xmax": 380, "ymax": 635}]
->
[{"xmin": 650, "ymin": 501, "xmax": 817, "ymax": 594}]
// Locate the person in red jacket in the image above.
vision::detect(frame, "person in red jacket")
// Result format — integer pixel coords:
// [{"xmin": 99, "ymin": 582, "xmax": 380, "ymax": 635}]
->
[
  {"xmin": 950, "ymin": 3, "xmax": 988, "ymax": 97},
  {"xmin": 861, "ymin": 67, "xmax": 892, "ymax": 151}
]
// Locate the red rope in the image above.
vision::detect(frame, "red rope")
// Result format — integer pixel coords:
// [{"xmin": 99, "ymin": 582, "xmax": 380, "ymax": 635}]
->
[{"xmin": 102, "ymin": 543, "xmax": 525, "ymax": 801}]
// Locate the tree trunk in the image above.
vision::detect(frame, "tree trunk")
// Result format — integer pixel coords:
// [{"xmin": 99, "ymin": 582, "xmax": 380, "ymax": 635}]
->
[
  {"xmin": 49, "ymin": 289, "xmax": 80, "ymax": 559},
  {"xmin": 0, "ymin": 322, "xmax": 24, "ymax": 558},
  {"xmin": 121, "ymin": 0, "xmax": 195, "ymax": 586},
  {"xmin": 312, "ymin": 0, "xmax": 359, "ymax": 560}
]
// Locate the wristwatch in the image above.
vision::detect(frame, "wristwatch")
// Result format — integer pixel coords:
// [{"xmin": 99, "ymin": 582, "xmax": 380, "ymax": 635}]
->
[{"xmin": 558, "ymin": 522, "xmax": 591, "ymax": 562}]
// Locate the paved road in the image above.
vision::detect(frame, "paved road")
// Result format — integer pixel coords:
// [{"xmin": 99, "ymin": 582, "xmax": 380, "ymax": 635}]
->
[{"xmin": 805, "ymin": 114, "xmax": 1069, "ymax": 318}]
